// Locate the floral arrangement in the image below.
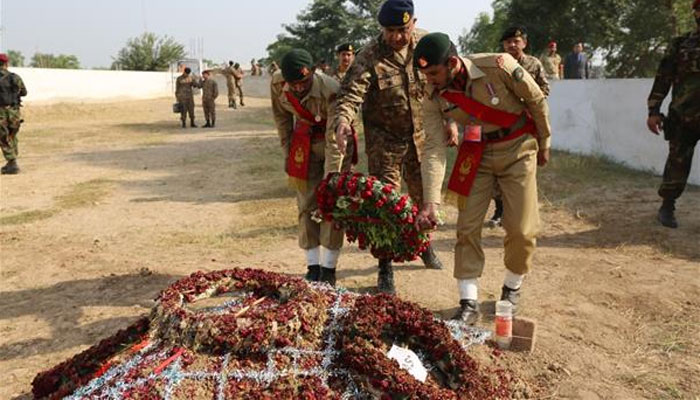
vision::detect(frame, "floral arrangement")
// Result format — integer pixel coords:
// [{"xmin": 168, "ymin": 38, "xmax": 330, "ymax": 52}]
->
[
  {"xmin": 315, "ymin": 172, "xmax": 431, "ymax": 262},
  {"xmin": 338, "ymin": 294, "xmax": 512, "ymax": 399}
]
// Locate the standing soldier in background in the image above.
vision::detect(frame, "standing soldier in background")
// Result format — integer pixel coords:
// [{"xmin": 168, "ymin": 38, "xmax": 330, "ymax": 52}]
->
[
  {"xmin": 330, "ymin": 43, "xmax": 355, "ymax": 82},
  {"xmin": 175, "ymin": 67, "xmax": 198, "ymax": 128},
  {"xmin": 334, "ymin": 0, "xmax": 446, "ymax": 294},
  {"xmin": 413, "ymin": 33, "xmax": 551, "ymax": 324},
  {"xmin": 201, "ymin": 70, "xmax": 218, "ymax": 128},
  {"xmin": 646, "ymin": 0, "xmax": 700, "ymax": 228},
  {"xmin": 250, "ymin": 58, "xmax": 259, "ymax": 76},
  {"xmin": 541, "ymin": 41, "xmax": 563, "ymax": 80},
  {"xmin": 268, "ymin": 61, "xmax": 279, "ymax": 75},
  {"xmin": 211, "ymin": 61, "xmax": 238, "ymax": 109},
  {"xmin": 233, "ymin": 63, "xmax": 245, "ymax": 107},
  {"xmin": 0, "ymin": 53, "xmax": 27, "ymax": 175},
  {"xmin": 271, "ymin": 49, "xmax": 356, "ymax": 286}
]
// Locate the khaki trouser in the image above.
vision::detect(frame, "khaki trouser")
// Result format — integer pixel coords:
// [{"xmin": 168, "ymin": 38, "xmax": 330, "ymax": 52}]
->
[
  {"xmin": 203, "ymin": 99, "xmax": 216, "ymax": 123},
  {"xmin": 296, "ymin": 139, "xmax": 354, "ymax": 250},
  {"xmin": 226, "ymin": 79, "xmax": 236, "ymax": 103},
  {"xmin": 454, "ymin": 134, "xmax": 540, "ymax": 279}
]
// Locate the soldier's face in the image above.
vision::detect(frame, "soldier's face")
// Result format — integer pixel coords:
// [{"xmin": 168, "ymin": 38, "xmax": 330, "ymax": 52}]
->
[
  {"xmin": 382, "ymin": 19, "xmax": 416, "ymax": 51},
  {"xmin": 503, "ymin": 37, "xmax": 526, "ymax": 58},
  {"xmin": 338, "ymin": 51, "xmax": 354, "ymax": 68},
  {"xmin": 289, "ymin": 75, "xmax": 314, "ymax": 96},
  {"xmin": 422, "ymin": 57, "xmax": 460, "ymax": 90}
]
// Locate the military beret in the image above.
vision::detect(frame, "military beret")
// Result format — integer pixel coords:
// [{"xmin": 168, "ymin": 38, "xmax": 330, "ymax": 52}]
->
[
  {"xmin": 336, "ymin": 43, "xmax": 355, "ymax": 53},
  {"xmin": 694, "ymin": 0, "xmax": 700, "ymax": 9},
  {"xmin": 414, "ymin": 32, "xmax": 453, "ymax": 69},
  {"xmin": 500, "ymin": 26, "xmax": 527, "ymax": 42},
  {"xmin": 548, "ymin": 41, "xmax": 557, "ymax": 48},
  {"xmin": 0, "ymin": 54, "xmax": 8, "ymax": 63},
  {"xmin": 377, "ymin": 0, "xmax": 414, "ymax": 27},
  {"xmin": 281, "ymin": 48, "xmax": 314, "ymax": 82}
]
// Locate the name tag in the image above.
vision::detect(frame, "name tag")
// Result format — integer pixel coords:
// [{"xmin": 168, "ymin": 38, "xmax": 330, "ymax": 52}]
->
[{"xmin": 464, "ymin": 125, "xmax": 482, "ymax": 142}]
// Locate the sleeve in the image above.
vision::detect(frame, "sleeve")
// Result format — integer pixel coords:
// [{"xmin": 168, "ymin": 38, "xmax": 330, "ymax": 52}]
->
[
  {"xmin": 500, "ymin": 60, "xmax": 552, "ymax": 150},
  {"xmin": 332, "ymin": 51, "xmax": 373, "ymax": 129},
  {"xmin": 270, "ymin": 79, "xmax": 294, "ymax": 153},
  {"xmin": 15, "ymin": 75, "xmax": 27, "ymax": 97},
  {"xmin": 213, "ymin": 82, "xmax": 219, "ymax": 99},
  {"xmin": 647, "ymin": 37, "xmax": 679, "ymax": 116},
  {"xmin": 321, "ymin": 77, "xmax": 345, "ymax": 174},
  {"xmin": 533, "ymin": 60, "xmax": 550, "ymax": 96},
  {"xmin": 420, "ymin": 94, "xmax": 448, "ymax": 205}
]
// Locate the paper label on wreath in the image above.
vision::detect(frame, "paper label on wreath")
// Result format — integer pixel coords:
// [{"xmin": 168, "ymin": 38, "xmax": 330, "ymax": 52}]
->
[{"xmin": 387, "ymin": 345, "xmax": 427, "ymax": 382}]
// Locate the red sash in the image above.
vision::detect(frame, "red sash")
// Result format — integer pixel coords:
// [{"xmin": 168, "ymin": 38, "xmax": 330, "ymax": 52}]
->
[{"xmin": 440, "ymin": 91, "xmax": 537, "ymax": 198}]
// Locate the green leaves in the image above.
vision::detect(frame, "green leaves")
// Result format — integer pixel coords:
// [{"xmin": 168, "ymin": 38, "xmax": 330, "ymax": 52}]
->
[{"xmin": 111, "ymin": 32, "xmax": 186, "ymax": 71}]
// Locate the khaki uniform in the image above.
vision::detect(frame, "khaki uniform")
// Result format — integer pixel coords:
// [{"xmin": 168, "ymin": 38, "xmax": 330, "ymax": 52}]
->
[
  {"xmin": 233, "ymin": 67, "xmax": 245, "ymax": 104},
  {"xmin": 0, "ymin": 69, "xmax": 27, "ymax": 162},
  {"xmin": 540, "ymin": 52, "xmax": 562, "ymax": 81},
  {"xmin": 201, "ymin": 78, "xmax": 218, "ymax": 124},
  {"xmin": 271, "ymin": 71, "xmax": 355, "ymax": 250},
  {"xmin": 421, "ymin": 54, "xmax": 551, "ymax": 279},
  {"xmin": 334, "ymin": 30, "xmax": 428, "ymax": 205},
  {"xmin": 175, "ymin": 74, "xmax": 198, "ymax": 123},
  {"xmin": 212, "ymin": 66, "xmax": 237, "ymax": 105}
]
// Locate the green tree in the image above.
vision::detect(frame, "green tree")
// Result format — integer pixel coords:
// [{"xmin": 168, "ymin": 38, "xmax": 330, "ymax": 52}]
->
[
  {"xmin": 7, "ymin": 50, "xmax": 25, "ymax": 67},
  {"xmin": 30, "ymin": 53, "xmax": 81, "ymax": 69},
  {"xmin": 112, "ymin": 32, "xmax": 186, "ymax": 71}
]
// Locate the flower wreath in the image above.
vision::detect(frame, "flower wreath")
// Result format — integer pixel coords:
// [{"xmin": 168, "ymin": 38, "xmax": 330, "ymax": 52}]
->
[
  {"xmin": 338, "ymin": 294, "xmax": 511, "ymax": 399},
  {"xmin": 151, "ymin": 268, "xmax": 331, "ymax": 354},
  {"xmin": 315, "ymin": 172, "xmax": 431, "ymax": 262}
]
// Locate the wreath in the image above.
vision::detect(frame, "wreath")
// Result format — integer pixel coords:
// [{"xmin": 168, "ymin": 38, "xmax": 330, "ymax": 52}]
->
[
  {"xmin": 338, "ymin": 294, "xmax": 511, "ymax": 399},
  {"xmin": 315, "ymin": 172, "xmax": 431, "ymax": 262},
  {"xmin": 151, "ymin": 268, "xmax": 331, "ymax": 354}
]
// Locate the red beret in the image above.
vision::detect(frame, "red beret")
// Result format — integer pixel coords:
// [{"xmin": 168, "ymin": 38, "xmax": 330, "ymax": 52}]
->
[
  {"xmin": 548, "ymin": 41, "xmax": 557, "ymax": 48},
  {"xmin": 694, "ymin": 0, "xmax": 700, "ymax": 9},
  {"xmin": 0, "ymin": 54, "xmax": 8, "ymax": 63}
]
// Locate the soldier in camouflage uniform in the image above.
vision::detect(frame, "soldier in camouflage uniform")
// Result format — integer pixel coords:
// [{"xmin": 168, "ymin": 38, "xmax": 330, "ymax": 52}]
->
[
  {"xmin": 647, "ymin": 0, "xmax": 700, "ymax": 228},
  {"xmin": 211, "ymin": 61, "xmax": 238, "ymax": 109},
  {"xmin": 0, "ymin": 53, "xmax": 27, "ymax": 175},
  {"xmin": 334, "ymin": 0, "xmax": 446, "ymax": 294},
  {"xmin": 201, "ymin": 70, "xmax": 219, "ymax": 128},
  {"xmin": 233, "ymin": 63, "xmax": 245, "ymax": 107},
  {"xmin": 175, "ymin": 67, "xmax": 198, "ymax": 128},
  {"xmin": 330, "ymin": 43, "xmax": 355, "ymax": 83}
]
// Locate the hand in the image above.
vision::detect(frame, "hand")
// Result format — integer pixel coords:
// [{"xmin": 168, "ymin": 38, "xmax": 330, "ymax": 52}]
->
[
  {"xmin": 537, "ymin": 148, "xmax": 550, "ymax": 167},
  {"xmin": 415, "ymin": 203, "xmax": 440, "ymax": 232},
  {"xmin": 444, "ymin": 121, "xmax": 459, "ymax": 147},
  {"xmin": 647, "ymin": 115, "xmax": 663, "ymax": 135},
  {"xmin": 336, "ymin": 122, "xmax": 352, "ymax": 155}
]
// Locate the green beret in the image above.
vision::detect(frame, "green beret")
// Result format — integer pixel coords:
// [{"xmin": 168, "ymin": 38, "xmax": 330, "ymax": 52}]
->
[
  {"xmin": 377, "ymin": 0, "xmax": 414, "ymax": 27},
  {"xmin": 500, "ymin": 26, "xmax": 527, "ymax": 42},
  {"xmin": 414, "ymin": 32, "xmax": 453, "ymax": 69},
  {"xmin": 336, "ymin": 43, "xmax": 355, "ymax": 53},
  {"xmin": 281, "ymin": 49, "xmax": 314, "ymax": 82}
]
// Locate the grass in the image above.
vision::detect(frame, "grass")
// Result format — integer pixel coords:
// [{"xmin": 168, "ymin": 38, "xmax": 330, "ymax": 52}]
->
[{"xmin": 0, "ymin": 209, "xmax": 57, "ymax": 226}]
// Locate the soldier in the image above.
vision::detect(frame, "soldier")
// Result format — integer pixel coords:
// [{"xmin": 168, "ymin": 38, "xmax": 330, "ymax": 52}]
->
[
  {"xmin": 271, "ymin": 49, "xmax": 357, "ymax": 286},
  {"xmin": 486, "ymin": 26, "xmax": 550, "ymax": 227},
  {"xmin": 334, "ymin": 0, "xmax": 446, "ymax": 294},
  {"xmin": 175, "ymin": 67, "xmax": 198, "ymax": 128},
  {"xmin": 540, "ymin": 41, "xmax": 563, "ymax": 80},
  {"xmin": 233, "ymin": 63, "xmax": 245, "ymax": 107},
  {"xmin": 201, "ymin": 70, "xmax": 218, "ymax": 128},
  {"xmin": 647, "ymin": 0, "xmax": 700, "ymax": 228},
  {"xmin": 268, "ymin": 61, "xmax": 280, "ymax": 75},
  {"xmin": 0, "ymin": 53, "xmax": 27, "ymax": 175},
  {"xmin": 330, "ymin": 43, "xmax": 355, "ymax": 83},
  {"xmin": 211, "ymin": 61, "xmax": 237, "ymax": 109},
  {"xmin": 413, "ymin": 33, "xmax": 551, "ymax": 324},
  {"xmin": 250, "ymin": 58, "xmax": 259, "ymax": 76}
]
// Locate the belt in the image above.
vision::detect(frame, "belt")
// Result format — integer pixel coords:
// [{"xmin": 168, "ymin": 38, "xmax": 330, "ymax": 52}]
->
[{"xmin": 483, "ymin": 112, "xmax": 533, "ymax": 142}]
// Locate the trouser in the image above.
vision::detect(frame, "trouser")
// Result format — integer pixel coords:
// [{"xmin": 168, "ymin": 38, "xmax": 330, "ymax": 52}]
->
[
  {"xmin": 296, "ymin": 139, "xmax": 354, "ymax": 250},
  {"xmin": 227, "ymin": 81, "xmax": 236, "ymax": 104},
  {"xmin": 454, "ymin": 134, "xmax": 540, "ymax": 279},
  {"xmin": 0, "ymin": 108, "xmax": 21, "ymax": 162},
  {"xmin": 658, "ymin": 124, "xmax": 700, "ymax": 201},
  {"xmin": 203, "ymin": 100, "xmax": 216, "ymax": 123},
  {"xmin": 366, "ymin": 137, "xmax": 424, "ymax": 207},
  {"xmin": 235, "ymin": 82, "xmax": 244, "ymax": 104},
  {"xmin": 178, "ymin": 98, "xmax": 195, "ymax": 122}
]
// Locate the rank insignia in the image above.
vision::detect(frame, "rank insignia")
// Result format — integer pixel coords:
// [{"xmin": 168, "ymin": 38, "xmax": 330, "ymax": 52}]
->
[
  {"xmin": 418, "ymin": 57, "xmax": 428, "ymax": 68},
  {"xmin": 403, "ymin": 11, "xmax": 410, "ymax": 24}
]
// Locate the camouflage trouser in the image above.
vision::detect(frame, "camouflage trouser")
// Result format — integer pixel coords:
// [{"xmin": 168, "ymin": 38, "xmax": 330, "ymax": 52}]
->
[
  {"xmin": 203, "ymin": 99, "xmax": 216, "ymax": 123},
  {"xmin": 178, "ymin": 97, "xmax": 195, "ymax": 122},
  {"xmin": 659, "ymin": 124, "xmax": 700, "ymax": 200},
  {"xmin": 0, "ymin": 107, "xmax": 21, "ymax": 162},
  {"xmin": 366, "ymin": 137, "xmax": 423, "ymax": 207},
  {"xmin": 226, "ymin": 80, "xmax": 236, "ymax": 103}
]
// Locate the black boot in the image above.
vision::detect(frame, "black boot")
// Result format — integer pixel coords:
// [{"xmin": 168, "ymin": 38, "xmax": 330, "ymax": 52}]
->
[
  {"xmin": 377, "ymin": 259, "xmax": 395, "ymax": 294},
  {"xmin": 228, "ymin": 100, "xmax": 234, "ymax": 108},
  {"xmin": 500, "ymin": 285, "xmax": 521, "ymax": 314},
  {"xmin": 658, "ymin": 199, "xmax": 678, "ymax": 228},
  {"xmin": 190, "ymin": 120, "xmax": 197, "ymax": 128},
  {"xmin": 1, "ymin": 159, "xmax": 19, "ymax": 175},
  {"xmin": 451, "ymin": 299, "xmax": 480, "ymax": 325},
  {"xmin": 240, "ymin": 100, "xmax": 245, "ymax": 107},
  {"xmin": 203, "ymin": 121, "xmax": 211, "ymax": 128},
  {"xmin": 231, "ymin": 102, "xmax": 237, "ymax": 109},
  {"xmin": 487, "ymin": 198, "xmax": 504, "ymax": 227},
  {"xmin": 420, "ymin": 245, "xmax": 443, "ymax": 270},
  {"xmin": 181, "ymin": 120, "xmax": 186, "ymax": 128},
  {"xmin": 319, "ymin": 267, "xmax": 336, "ymax": 287},
  {"xmin": 211, "ymin": 119, "xmax": 215, "ymax": 128},
  {"xmin": 305, "ymin": 265, "xmax": 321, "ymax": 282}
]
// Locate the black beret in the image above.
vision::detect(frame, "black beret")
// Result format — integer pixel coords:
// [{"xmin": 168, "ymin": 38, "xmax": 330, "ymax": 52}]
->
[
  {"xmin": 500, "ymin": 26, "xmax": 527, "ymax": 42},
  {"xmin": 281, "ymin": 49, "xmax": 314, "ymax": 82},
  {"xmin": 336, "ymin": 43, "xmax": 355, "ymax": 53},
  {"xmin": 414, "ymin": 32, "xmax": 453, "ymax": 69},
  {"xmin": 378, "ymin": 0, "xmax": 414, "ymax": 27}
]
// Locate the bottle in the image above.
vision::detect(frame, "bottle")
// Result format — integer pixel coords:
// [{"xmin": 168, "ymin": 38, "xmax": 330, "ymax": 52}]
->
[{"xmin": 494, "ymin": 300, "xmax": 513, "ymax": 350}]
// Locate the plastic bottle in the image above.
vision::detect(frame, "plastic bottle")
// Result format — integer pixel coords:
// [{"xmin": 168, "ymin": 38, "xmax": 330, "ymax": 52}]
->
[{"xmin": 494, "ymin": 300, "xmax": 513, "ymax": 350}]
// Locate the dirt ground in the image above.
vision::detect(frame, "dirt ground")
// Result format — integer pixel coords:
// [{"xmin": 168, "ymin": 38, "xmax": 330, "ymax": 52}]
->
[{"xmin": 1, "ymin": 97, "xmax": 698, "ymax": 400}]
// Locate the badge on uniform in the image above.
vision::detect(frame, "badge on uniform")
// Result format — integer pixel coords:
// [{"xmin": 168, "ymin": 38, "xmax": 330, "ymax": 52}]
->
[
  {"xmin": 485, "ymin": 83, "xmax": 500, "ymax": 105},
  {"xmin": 464, "ymin": 125, "xmax": 482, "ymax": 142}
]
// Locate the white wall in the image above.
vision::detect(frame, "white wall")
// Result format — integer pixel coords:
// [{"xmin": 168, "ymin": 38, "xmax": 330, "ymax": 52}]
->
[{"xmin": 549, "ymin": 79, "xmax": 699, "ymax": 185}]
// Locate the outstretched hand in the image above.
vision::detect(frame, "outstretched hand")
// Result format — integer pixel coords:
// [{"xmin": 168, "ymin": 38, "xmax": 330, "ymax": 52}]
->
[
  {"xmin": 336, "ymin": 122, "xmax": 352, "ymax": 155},
  {"xmin": 415, "ymin": 203, "xmax": 440, "ymax": 232}
]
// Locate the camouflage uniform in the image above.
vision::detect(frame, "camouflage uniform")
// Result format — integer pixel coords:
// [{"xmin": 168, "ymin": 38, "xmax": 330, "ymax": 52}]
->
[
  {"xmin": 233, "ymin": 66, "xmax": 245, "ymax": 106},
  {"xmin": 648, "ymin": 29, "xmax": 700, "ymax": 201},
  {"xmin": 211, "ymin": 66, "xmax": 237, "ymax": 107},
  {"xmin": 540, "ymin": 52, "xmax": 562, "ymax": 80},
  {"xmin": 201, "ymin": 77, "xmax": 219, "ymax": 126},
  {"xmin": 517, "ymin": 54, "xmax": 549, "ymax": 96},
  {"xmin": 330, "ymin": 67, "xmax": 349, "ymax": 83},
  {"xmin": 0, "ymin": 68, "xmax": 27, "ymax": 164},
  {"xmin": 333, "ymin": 29, "xmax": 428, "ymax": 206},
  {"xmin": 175, "ymin": 73, "xmax": 198, "ymax": 125}
]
